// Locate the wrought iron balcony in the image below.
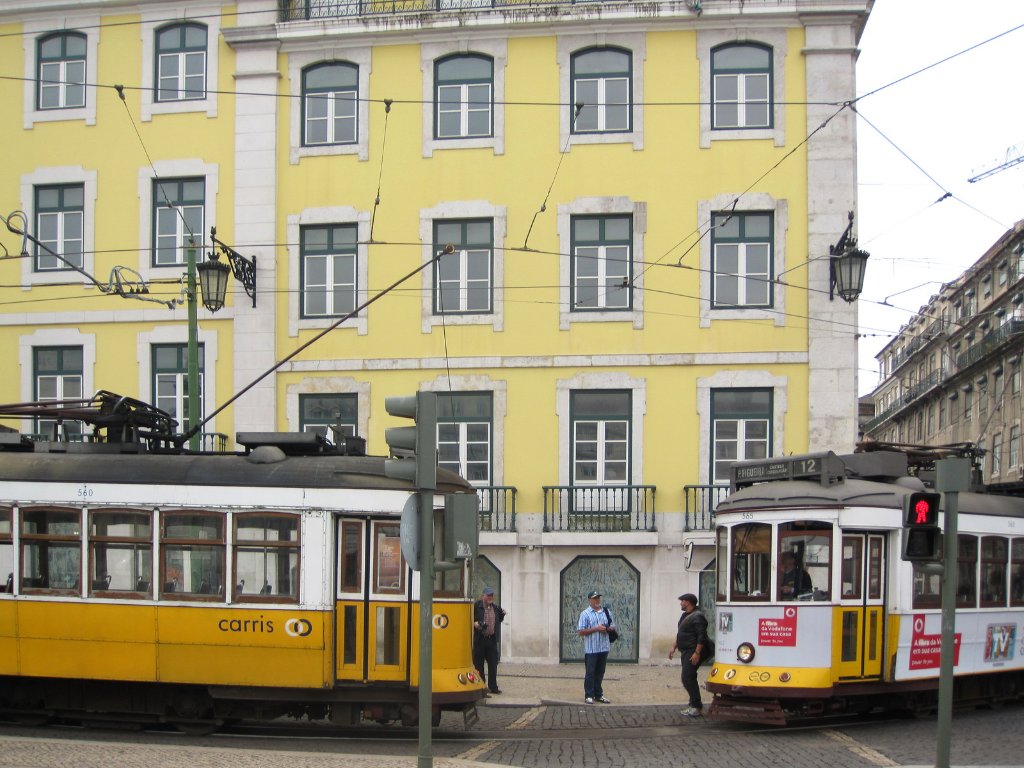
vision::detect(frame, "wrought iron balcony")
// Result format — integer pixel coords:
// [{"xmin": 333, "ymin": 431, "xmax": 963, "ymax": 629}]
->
[
  {"xmin": 281, "ymin": 0, "xmax": 658, "ymax": 20},
  {"xmin": 955, "ymin": 319, "xmax": 1024, "ymax": 370},
  {"xmin": 542, "ymin": 484, "xmax": 656, "ymax": 532},
  {"xmin": 476, "ymin": 485, "xmax": 517, "ymax": 532},
  {"xmin": 684, "ymin": 484, "xmax": 729, "ymax": 531}
]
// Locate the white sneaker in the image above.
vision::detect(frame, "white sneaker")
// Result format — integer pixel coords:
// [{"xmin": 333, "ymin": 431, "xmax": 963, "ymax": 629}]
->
[
  {"xmin": 596, "ymin": 696, "xmax": 611, "ymax": 703},
  {"xmin": 585, "ymin": 697, "xmax": 595, "ymax": 704},
  {"xmin": 681, "ymin": 706, "xmax": 703, "ymax": 717}
]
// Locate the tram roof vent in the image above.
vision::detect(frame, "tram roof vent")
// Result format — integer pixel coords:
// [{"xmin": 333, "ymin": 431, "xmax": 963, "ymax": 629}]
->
[{"xmin": 837, "ymin": 451, "xmax": 908, "ymax": 481}]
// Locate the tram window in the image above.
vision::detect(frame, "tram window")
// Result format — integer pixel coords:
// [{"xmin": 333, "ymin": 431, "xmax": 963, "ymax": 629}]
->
[
  {"xmin": 375, "ymin": 605, "xmax": 401, "ymax": 665},
  {"xmin": 161, "ymin": 511, "xmax": 225, "ymax": 599},
  {"xmin": 21, "ymin": 508, "xmax": 81, "ymax": 593},
  {"xmin": 730, "ymin": 523, "xmax": 770, "ymax": 601},
  {"xmin": 778, "ymin": 522, "xmax": 831, "ymax": 601},
  {"xmin": 432, "ymin": 508, "xmax": 464, "ymax": 597},
  {"xmin": 372, "ymin": 523, "xmax": 405, "ymax": 594},
  {"xmin": 89, "ymin": 510, "xmax": 152, "ymax": 597},
  {"xmin": 957, "ymin": 534, "xmax": 978, "ymax": 608},
  {"xmin": 1012, "ymin": 539, "xmax": 1024, "ymax": 607},
  {"xmin": 716, "ymin": 527, "xmax": 728, "ymax": 601},
  {"xmin": 912, "ymin": 563, "xmax": 941, "ymax": 608},
  {"xmin": 980, "ymin": 536, "xmax": 1008, "ymax": 607},
  {"xmin": 0, "ymin": 509, "xmax": 12, "ymax": 593},
  {"xmin": 867, "ymin": 536, "xmax": 883, "ymax": 600},
  {"xmin": 339, "ymin": 520, "xmax": 363, "ymax": 594},
  {"xmin": 841, "ymin": 536, "xmax": 862, "ymax": 599},
  {"xmin": 234, "ymin": 513, "xmax": 299, "ymax": 603}
]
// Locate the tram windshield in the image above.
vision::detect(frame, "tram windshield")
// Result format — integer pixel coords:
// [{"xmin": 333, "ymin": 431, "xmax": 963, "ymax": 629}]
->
[{"xmin": 778, "ymin": 521, "xmax": 831, "ymax": 601}]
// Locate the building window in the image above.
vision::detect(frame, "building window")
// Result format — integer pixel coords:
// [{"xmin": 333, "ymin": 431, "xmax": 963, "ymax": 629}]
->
[
  {"xmin": 34, "ymin": 183, "xmax": 83, "ymax": 271},
  {"xmin": 1011, "ymin": 425, "xmax": 1020, "ymax": 467},
  {"xmin": 571, "ymin": 47, "xmax": 631, "ymax": 134},
  {"xmin": 152, "ymin": 344, "xmax": 204, "ymax": 427},
  {"xmin": 571, "ymin": 215, "xmax": 632, "ymax": 311},
  {"xmin": 711, "ymin": 43, "xmax": 771, "ymax": 129},
  {"xmin": 300, "ymin": 224, "xmax": 357, "ymax": 318},
  {"xmin": 155, "ymin": 23, "xmax": 207, "ymax": 102},
  {"xmin": 711, "ymin": 211, "xmax": 772, "ymax": 308},
  {"xmin": 302, "ymin": 61, "xmax": 358, "ymax": 146},
  {"xmin": 437, "ymin": 392, "xmax": 492, "ymax": 486},
  {"xmin": 36, "ymin": 32, "xmax": 86, "ymax": 110},
  {"xmin": 33, "ymin": 346, "xmax": 83, "ymax": 438},
  {"xmin": 435, "ymin": 54, "xmax": 492, "ymax": 140},
  {"xmin": 992, "ymin": 433, "xmax": 1002, "ymax": 475},
  {"xmin": 712, "ymin": 388, "xmax": 771, "ymax": 483},
  {"xmin": 963, "ymin": 388, "xmax": 973, "ymax": 421},
  {"xmin": 1013, "ymin": 364, "xmax": 1021, "ymax": 395},
  {"xmin": 299, "ymin": 393, "xmax": 357, "ymax": 439},
  {"xmin": 152, "ymin": 177, "xmax": 204, "ymax": 267},
  {"xmin": 434, "ymin": 219, "xmax": 493, "ymax": 314},
  {"xmin": 571, "ymin": 390, "xmax": 630, "ymax": 486}
]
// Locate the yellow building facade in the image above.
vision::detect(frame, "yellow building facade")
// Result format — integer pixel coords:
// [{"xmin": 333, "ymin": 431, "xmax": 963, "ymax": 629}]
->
[{"xmin": 0, "ymin": 0, "xmax": 871, "ymax": 664}]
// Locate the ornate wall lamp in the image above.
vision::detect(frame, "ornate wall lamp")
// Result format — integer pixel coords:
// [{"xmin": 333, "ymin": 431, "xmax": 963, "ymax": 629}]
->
[{"xmin": 829, "ymin": 211, "xmax": 870, "ymax": 303}]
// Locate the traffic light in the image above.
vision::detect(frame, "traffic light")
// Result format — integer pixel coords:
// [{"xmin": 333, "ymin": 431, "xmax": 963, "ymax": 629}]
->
[
  {"xmin": 901, "ymin": 491, "xmax": 942, "ymax": 562},
  {"xmin": 384, "ymin": 392, "xmax": 437, "ymax": 490},
  {"xmin": 443, "ymin": 492, "xmax": 479, "ymax": 561}
]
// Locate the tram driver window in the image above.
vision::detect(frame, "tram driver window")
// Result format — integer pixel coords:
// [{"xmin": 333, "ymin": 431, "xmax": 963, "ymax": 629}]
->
[
  {"xmin": 0, "ymin": 509, "xmax": 12, "ymax": 593},
  {"xmin": 730, "ymin": 522, "xmax": 770, "ymax": 601},
  {"xmin": 778, "ymin": 521, "xmax": 832, "ymax": 601}
]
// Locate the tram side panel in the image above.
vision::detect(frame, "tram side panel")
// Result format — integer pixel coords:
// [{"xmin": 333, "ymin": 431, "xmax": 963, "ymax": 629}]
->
[{"xmin": 891, "ymin": 610, "xmax": 1024, "ymax": 682}]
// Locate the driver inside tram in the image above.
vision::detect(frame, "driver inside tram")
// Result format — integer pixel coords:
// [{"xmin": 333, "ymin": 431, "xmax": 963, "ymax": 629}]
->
[{"xmin": 779, "ymin": 551, "xmax": 812, "ymax": 599}]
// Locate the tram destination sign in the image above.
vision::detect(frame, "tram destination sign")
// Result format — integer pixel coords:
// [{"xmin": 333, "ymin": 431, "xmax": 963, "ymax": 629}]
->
[{"xmin": 730, "ymin": 452, "xmax": 845, "ymax": 491}]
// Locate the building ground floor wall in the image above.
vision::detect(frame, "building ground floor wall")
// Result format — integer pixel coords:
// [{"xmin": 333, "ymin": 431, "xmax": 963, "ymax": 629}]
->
[{"xmin": 471, "ymin": 540, "xmax": 717, "ymax": 664}]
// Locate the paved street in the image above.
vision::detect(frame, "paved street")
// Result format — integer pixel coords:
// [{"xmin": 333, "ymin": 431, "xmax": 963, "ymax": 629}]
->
[{"xmin": 0, "ymin": 663, "xmax": 1021, "ymax": 767}]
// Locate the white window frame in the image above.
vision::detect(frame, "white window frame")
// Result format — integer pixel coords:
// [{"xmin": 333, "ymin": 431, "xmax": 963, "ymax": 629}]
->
[
  {"xmin": 557, "ymin": 197, "xmax": 646, "ymax": 330},
  {"xmin": 19, "ymin": 327, "xmax": 95, "ymax": 436},
  {"xmin": 421, "ymin": 39, "xmax": 506, "ymax": 158},
  {"xmin": 698, "ymin": 193, "xmax": 787, "ymax": 327},
  {"xmin": 22, "ymin": 16, "xmax": 99, "ymax": 129},
  {"xmin": 288, "ymin": 48, "xmax": 371, "ymax": 163},
  {"xmin": 20, "ymin": 166, "xmax": 97, "ymax": 288},
  {"xmin": 139, "ymin": 8, "xmax": 220, "ymax": 121},
  {"xmin": 300, "ymin": 225, "xmax": 358, "ymax": 318},
  {"xmin": 697, "ymin": 29, "xmax": 786, "ymax": 148},
  {"xmin": 697, "ymin": 370, "xmax": 788, "ymax": 486},
  {"xmin": 419, "ymin": 201, "xmax": 506, "ymax": 333},
  {"xmin": 137, "ymin": 325, "xmax": 218, "ymax": 436},
  {"xmin": 287, "ymin": 207, "xmax": 370, "ymax": 337},
  {"xmin": 136, "ymin": 160, "xmax": 219, "ymax": 284},
  {"xmin": 558, "ymin": 33, "xmax": 644, "ymax": 150}
]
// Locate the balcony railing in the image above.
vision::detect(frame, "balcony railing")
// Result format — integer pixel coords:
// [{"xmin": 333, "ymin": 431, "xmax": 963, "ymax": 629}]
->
[
  {"xmin": 684, "ymin": 484, "xmax": 729, "ymax": 531},
  {"xmin": 542, "ymin": 484, "xmax": 656, "ymax": 532},
  {"xmin": 955, "ymin": 319, "xmax": 1024, "ymax": 369},
  {"xmin": 477, "ymin": 485, "xmax": 516, "ymax": 532},
  {"xmin": 281, "ymin": 0, "xmax": 646, "ymax": 20}
]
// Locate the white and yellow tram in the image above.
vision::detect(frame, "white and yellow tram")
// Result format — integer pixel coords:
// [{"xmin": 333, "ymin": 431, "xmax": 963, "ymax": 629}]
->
[
  {"xmin": 707, "ymin": 447, "xmax": 1024, "ymax": 724},
  {"xmin": 0, "ymin": 392, "xmax": 485, "ymax": 731}
]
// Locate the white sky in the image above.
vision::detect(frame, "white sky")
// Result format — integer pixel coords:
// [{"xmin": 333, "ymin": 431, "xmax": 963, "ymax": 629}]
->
[{"xmin": 854, "ymin": 1, "xmax": 1024, "ymax": 396}]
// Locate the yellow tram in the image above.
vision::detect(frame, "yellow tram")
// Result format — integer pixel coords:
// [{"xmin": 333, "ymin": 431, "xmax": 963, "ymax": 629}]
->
[
  {"xmin": 707, "ymin": 446, "xmax": 1024, "ymax": 724},
  {"xmin": 0, "ymin": 392, "xmax": 486, "ymax": 732}
]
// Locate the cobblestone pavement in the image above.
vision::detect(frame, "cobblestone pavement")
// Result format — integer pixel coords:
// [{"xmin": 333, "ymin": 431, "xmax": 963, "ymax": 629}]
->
[{"xmin": 0, "ymin": 663, "xmax": 1020, "ymax": 767}]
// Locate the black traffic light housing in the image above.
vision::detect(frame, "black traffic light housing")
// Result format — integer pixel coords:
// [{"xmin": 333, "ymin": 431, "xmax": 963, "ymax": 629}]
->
[
  {"xmin": 383, "ymin": 392, "xmax": 437, "ymax": 490},
  {"xmin": 901, "ymin": 491, "xmax": 942, "ymax": 562}
]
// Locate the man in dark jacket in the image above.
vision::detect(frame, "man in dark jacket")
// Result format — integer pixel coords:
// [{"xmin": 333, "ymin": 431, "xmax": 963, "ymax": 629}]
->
[
  {"xmin": 473, "ymin": 586, "xmax": 507, "ymax": 694},
  {"xmin": 668, "ymin": 593, "xmax": 709, "ymax": 717}
]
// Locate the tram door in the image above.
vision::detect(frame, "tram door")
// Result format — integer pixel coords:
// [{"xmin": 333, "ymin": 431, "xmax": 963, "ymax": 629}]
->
[
  {"xmin": 335, "ymin": 518, "xmax": 410, "ymax": 683},
  {"xmin": 835, "ymin": 532, "xmax": 885, "ymax": 679}
]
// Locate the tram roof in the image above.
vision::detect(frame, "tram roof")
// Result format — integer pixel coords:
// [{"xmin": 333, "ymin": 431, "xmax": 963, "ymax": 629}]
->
[
  {"xmin": 0, "ymin": 450, "xmax": 473, "ymax": 494},
  {"xmin": 716, "ymin": 476, "xmax": 1024, "ymax": 519}
]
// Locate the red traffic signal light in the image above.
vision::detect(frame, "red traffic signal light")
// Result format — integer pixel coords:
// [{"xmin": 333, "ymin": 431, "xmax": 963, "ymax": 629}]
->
[{"xmin": 903, "ymin": 492, "xmax": 940, "ymax": 527}]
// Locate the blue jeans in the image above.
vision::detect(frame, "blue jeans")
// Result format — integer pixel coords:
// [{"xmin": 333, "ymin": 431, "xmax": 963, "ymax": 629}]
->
[{"xmin": 584, "ymin": 651, "xmax": 608, "ymax": 699}]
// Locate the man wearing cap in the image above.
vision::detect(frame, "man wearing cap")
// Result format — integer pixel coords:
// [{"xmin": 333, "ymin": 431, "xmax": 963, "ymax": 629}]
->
[
  {"xmin": 669, "ymin": 593, "xmax": 709, "ymax": 717},
  {"xmin": 577, "ymin": 590, "xmax": 614, "ymax": 704},
  {"xmin": 473, "ymin": 586, "xmax": 506, "ymax": 694}
]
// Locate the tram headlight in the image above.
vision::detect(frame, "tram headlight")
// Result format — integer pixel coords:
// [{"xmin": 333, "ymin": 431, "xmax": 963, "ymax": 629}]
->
[{"xmin": 737, "ymin": 642, "xmax": 756, "ymax": 663}]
